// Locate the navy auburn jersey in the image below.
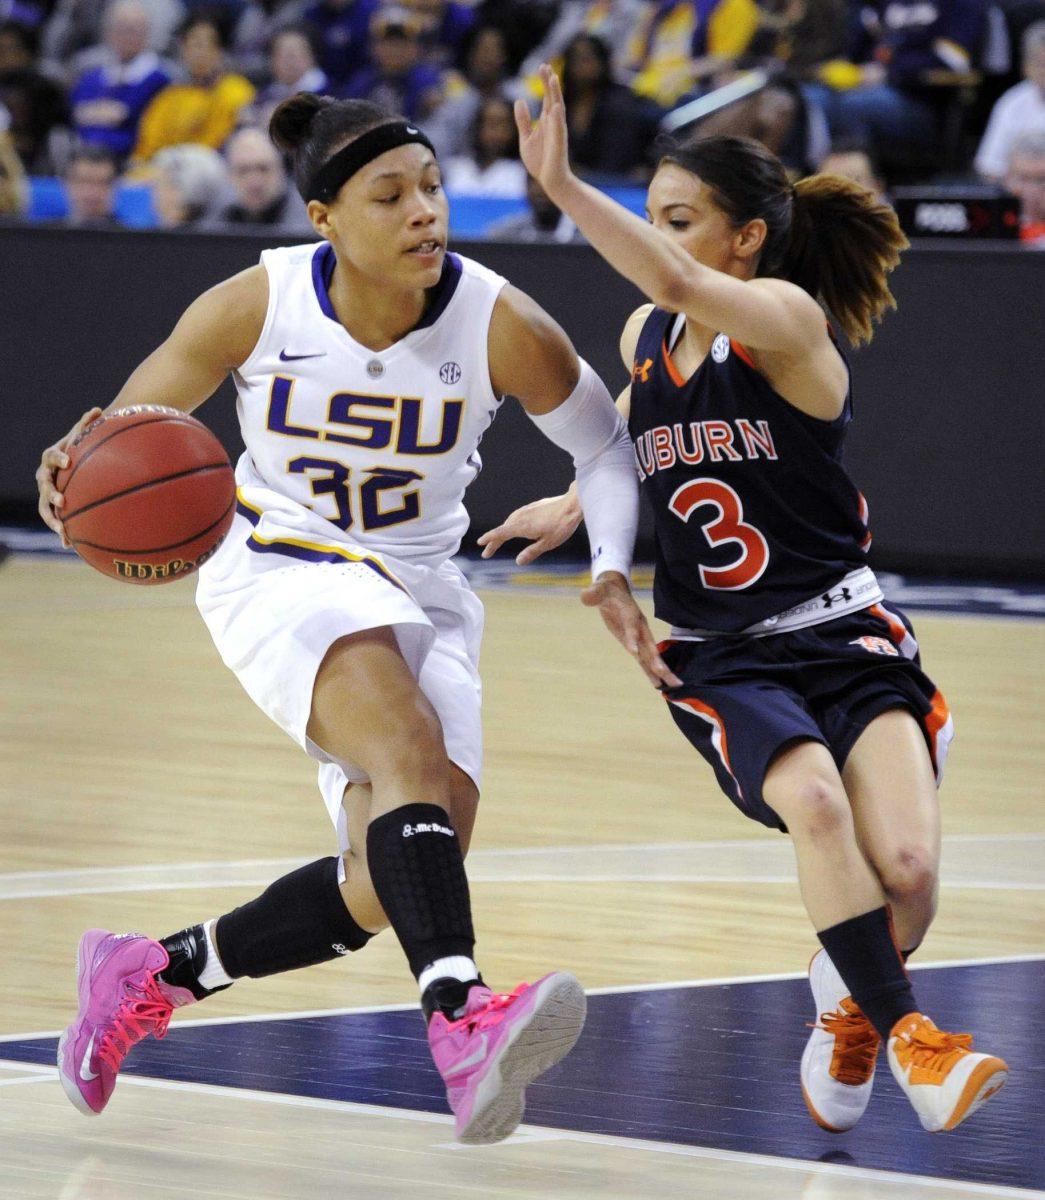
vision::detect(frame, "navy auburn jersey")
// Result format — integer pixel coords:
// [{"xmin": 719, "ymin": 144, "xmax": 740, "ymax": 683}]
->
[{"xmin": 628, "ymin": 307, "xmax": 872, "ymax": 633}]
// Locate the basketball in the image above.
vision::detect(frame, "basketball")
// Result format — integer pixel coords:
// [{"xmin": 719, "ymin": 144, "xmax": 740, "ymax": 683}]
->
[{"xmin": 56, "ymin": 406, "xmax": 235, "ymax": 585}]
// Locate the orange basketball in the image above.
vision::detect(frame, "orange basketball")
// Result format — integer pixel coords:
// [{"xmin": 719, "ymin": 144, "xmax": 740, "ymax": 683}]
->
[{"xmin": 56, "ymin": 406, "xmax": 236, "ymax": 585}]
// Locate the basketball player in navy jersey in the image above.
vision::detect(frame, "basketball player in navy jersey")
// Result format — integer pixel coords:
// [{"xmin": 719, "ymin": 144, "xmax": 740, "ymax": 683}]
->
[
  {"xmin": 36, "ymin": 92, "xmax": 676, "ymax": 1143},
  {"xmin": 481, "ymin": 65, "xmax": 1009, "ymax": 1134}
]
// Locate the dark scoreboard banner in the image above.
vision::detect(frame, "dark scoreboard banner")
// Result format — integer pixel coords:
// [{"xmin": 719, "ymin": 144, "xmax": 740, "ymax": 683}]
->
[
  {"xmin": 3, "ymin": 226, "xmax": 1044, "ymax": 577},
  {"xmin": 892, "ymin": 186, "xmax": 1021, "ymax": 240}
]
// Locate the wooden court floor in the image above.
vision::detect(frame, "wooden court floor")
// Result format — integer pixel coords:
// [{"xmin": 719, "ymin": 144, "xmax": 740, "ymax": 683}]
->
[{"xmin": 1, "ymin": 556, "xmax": 1042, "ymax": 1200}]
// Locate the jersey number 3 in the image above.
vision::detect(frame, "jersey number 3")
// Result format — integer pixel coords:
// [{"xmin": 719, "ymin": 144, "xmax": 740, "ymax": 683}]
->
[{"xmin": 668, "ymin": 478, "xmax": 769, "ymax": 591}]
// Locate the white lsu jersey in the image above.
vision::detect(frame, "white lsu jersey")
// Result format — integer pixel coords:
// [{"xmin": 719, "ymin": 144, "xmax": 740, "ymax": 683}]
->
[{"xmin": 231, "ymin": 241, "xmax": 507, "ymax": 566}]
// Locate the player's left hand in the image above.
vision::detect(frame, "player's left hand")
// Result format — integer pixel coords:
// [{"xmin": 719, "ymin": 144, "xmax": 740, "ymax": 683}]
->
[
  {"xmin": 514, "ymin": 64, "xmax": 573, "ymax": 198},
  {"xmin": 581, "ymin": 572, "xmax": 682, "ymax": 689}
]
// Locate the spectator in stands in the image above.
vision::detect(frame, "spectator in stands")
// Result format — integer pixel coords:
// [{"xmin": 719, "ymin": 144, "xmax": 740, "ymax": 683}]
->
[
  {"xmin": 59, "ymin": 140, "xmax": 122, "ymax": 223},
  {"xmin": 0, "ymin": 98, "xmax": 28, "ymax": 213},
  {"xmin": 232, "ymin": 0, "xmax": 306, "ymax": 83},
  {"xmin": 444, "ymin": 93, "xmax": 526, "ymax": 194},
  {"xmin": 687, "ymin": 71, "xmax": 825, "ymax": 174},
  {"xmin": 819, "ymin": 137, "xmax": 887, "ymax": 201},
  {"xmin": 0, "ymin": 1, "xmax": 50, "ymax": 29},
  {"xmin": 739, "ymin": 0, "xmax": 850, "ymax": 73},
  {"xmin": 400, "ymin": 0, "xmax": 474, "ymax": 66},
  {"xmin": 69, "ymin": 0, "xmax": 170, "ymax": 161},
  {"xmin": 425, "ymin": 23, "xmax": 522, "ymax": 159},
  {"xmin": 302, "ymin": 0, "xmax": 378, "ymax": 88},
  {"xmin": 341, "ymin": 6, "xmax": 444, "ymax": 121},
  {"xmin": 207, "ymin": 123, "xmax": 312, "ymax": 228},
  {"xmin": 485, "ymin": 170, "xmax": 585, "ymax": 240},
  {"xmin": 519, "ymin": 0, "xmax": 645, "ymax": 84},
  {"xmin": 976, "ymin": 20, "xmax": 1045, "ymax": 179},
  {"xmin": 625, "ymin": 0, "xmax": 760, "ymax": 109},
  {"xmin": 1004, "ymin": 126, "xmax": 1045, "ymax": 244},
  {"xmin": 43, "ymin": 0, "xmax": 183, "ymax": 80},
  {"xmin": 248, "ymin": 23, "xmax": 327, "ymax": 127},
  {"xmin": 559, "ymin": 32, "xmax": 660, "ymax": 177},
  {"xmin": 152, "ymin": 140, "xmax": 227, "ymax": 225},
  {"xmin": 0, "ymin": 17, "xmax": 69, "ymax": 170},
  {"xmin": 825, "ymin": 0, "xmax": 988, "ymax": 160},
  {"xmin": 132, "ymin": 11, "xmax": 254, "ymax": 163}
]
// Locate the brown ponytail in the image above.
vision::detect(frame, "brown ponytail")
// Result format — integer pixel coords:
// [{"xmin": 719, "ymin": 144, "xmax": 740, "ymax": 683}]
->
[
  {"xmin": 657, "ymin": 133, "xmax": 908, "ymax": 345},
  {"xmin": 782, "ymin": 175, "xmax": 908, "ymax": 345}
]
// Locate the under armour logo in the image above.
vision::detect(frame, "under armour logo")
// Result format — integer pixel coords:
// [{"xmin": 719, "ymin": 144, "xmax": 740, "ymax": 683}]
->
[
  {"xmin": 632, "ymin": 357, "xmax": 653, "ymax": 384},
  {"xmin": 822, "ymin": 586, "xmax": 852, "ymax": 608},
  {"xmin": 331, "ymin": 943, "xmax": 349, "ymax": 956}
]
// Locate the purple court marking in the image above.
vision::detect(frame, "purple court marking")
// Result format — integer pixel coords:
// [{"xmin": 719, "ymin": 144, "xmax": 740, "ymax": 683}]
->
[{"xmin": 5, "ymin": 961, "xmax": 1042, "ymax": 1191}]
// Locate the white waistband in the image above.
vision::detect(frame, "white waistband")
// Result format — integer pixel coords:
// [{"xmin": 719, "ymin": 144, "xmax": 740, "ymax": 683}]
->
[{"xmin": 668, "ymin": 566, "xmax": 883, "ymax": 641}]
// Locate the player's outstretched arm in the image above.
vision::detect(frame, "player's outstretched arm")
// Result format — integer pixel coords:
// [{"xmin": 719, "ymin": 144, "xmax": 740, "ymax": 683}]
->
[
  {"xmin": 478, "ymin": 301, "xmax": 647, "ymax": 564},
  {"xmin": 36, "ymin": 265, "xmax": 268, "ymax": 543},
  {"xmin": 515, "ymin": 65, "xmax": 826, "ymax": 355},
  {"xmin": 485, "ymin": 286, "xmax": 679, "ymax": 689}
]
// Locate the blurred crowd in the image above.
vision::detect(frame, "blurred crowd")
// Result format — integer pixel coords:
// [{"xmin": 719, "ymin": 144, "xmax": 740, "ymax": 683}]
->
[{"xmin": 0, "ymin": 0, "xmax": 1042, "ymax": 243}]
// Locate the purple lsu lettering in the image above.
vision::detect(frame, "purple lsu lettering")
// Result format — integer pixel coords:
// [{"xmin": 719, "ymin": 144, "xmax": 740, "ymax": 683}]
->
[{"xmin": 634, "ymin": 418, "xmax": 777, "ymax": 478}]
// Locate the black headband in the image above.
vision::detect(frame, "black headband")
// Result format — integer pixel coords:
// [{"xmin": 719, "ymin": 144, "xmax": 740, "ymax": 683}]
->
[{"xmin": 306, "ymin": 121, "xmax": 436, "ymax": 204}]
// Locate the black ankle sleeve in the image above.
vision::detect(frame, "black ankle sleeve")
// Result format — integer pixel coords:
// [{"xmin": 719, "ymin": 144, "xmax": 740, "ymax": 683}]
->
[{"xmin": 215, "ymin": 856, "xmax": 372, "ymax": 979}]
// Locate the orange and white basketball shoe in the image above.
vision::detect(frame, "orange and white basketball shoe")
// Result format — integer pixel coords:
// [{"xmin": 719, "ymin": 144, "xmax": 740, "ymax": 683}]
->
[
  {"xmin": 800, "ymin": 949, "xmax": 880, "ymax": 1132},
  {"xmin": 887, "ymin": 1013, "xmax": 1008, "ymax": 1132}
]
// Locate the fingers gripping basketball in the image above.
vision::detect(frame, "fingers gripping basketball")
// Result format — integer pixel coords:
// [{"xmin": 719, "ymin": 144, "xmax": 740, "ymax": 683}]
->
[{"xmin": 55, "ymin": 406, "xmax": 235, "ymax": 584}]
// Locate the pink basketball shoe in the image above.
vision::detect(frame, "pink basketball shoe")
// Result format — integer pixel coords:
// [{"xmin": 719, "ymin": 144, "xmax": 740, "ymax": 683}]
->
[
  {"xmin": 57, "ymin": 929, "xmax": 192, "ymax": 1115},
  {"xmin": 427, "ymin": 971, "xmax": 586, "ymax": 1144}
]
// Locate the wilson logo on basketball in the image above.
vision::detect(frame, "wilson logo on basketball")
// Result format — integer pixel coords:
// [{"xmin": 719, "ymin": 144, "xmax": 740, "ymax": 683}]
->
[{"xmin": 112, "ymin": 540, "xmax": 224, "ymax": 582}]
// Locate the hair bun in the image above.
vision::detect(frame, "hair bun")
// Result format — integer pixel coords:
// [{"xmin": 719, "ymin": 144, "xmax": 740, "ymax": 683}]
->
[{"xmin": 270, "ymin": 93, "xmax": 333, "ymax": 153}]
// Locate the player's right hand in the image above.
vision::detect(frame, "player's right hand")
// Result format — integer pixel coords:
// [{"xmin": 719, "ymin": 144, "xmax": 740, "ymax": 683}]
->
[
  {"xmin": 477, "ymin": 493, "xmax": 583, "ymax": 565},
  {"xmin": 36, "ymin": 406, "xmax": 103, "ymax": 545}
]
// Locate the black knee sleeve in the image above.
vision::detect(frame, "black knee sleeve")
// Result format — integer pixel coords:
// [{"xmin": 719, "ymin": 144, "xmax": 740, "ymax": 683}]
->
[
  {"xmin": 215, "ymin": 856, "xmax": 372, "ymax": 979},
  {"xmin": 366, "ymin": 803, "xmax": 475, "ymax": 978}
]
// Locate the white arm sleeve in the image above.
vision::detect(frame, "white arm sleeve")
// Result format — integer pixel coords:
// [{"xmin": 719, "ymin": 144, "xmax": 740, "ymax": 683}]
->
[{"xmin": 525, "ymin": 359, "xmax": 638, "ymax": 581}]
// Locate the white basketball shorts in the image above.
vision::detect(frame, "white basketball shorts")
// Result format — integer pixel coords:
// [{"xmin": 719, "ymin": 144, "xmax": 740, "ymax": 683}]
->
[{"xmin": 196, "ymin": 509, "xmax": 484, "ymax": 854}]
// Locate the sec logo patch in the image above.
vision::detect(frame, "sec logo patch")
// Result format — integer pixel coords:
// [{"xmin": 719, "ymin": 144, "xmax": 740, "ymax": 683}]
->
[
  {"xmin": 711, "ymin": 334, "xmax": 730, "ymax": 363},
  {"xmin": 440, "ymin": 361, "xmax": 462, "ymax": 385}
]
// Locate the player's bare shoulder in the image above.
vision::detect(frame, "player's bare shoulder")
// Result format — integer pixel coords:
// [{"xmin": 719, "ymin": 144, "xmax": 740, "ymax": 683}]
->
[
  {"xmin": 173, "ymin": 264, "xmax": 270, "ymax": 373},
  {"xmin": 620, "ymin": 303, "xmax": 656, "ymax": 368},
  {"xmin": 488, "ymin": 284, "xmax": 579, "ymax": 411}
]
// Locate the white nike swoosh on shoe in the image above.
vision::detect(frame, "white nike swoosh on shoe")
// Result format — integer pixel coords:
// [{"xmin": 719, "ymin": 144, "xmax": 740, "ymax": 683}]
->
[
  {"xmin": 451, "ymin": 1033, "xmax": 488, "ymax": 1074},
  {"xmin": 79, "ymin": 1032, "xmax": 99, "ymax": 1081}
]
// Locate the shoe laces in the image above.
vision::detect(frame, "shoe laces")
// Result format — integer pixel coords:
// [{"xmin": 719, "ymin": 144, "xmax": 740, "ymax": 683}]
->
[
  {"xmin": 810, "ymin": 1000, "xmax": 880, "ymax": 1085},
  {"xmin": 895, "ymin": 1023, "xmax": 974, "ymax": 1076},
  {"xmin": 97, "ymin": 972, "xmax": 174, "ymax": 1070},
  {"xmin": 446, "ymin": 984, "xmax": 528, "ymax": 1036}
]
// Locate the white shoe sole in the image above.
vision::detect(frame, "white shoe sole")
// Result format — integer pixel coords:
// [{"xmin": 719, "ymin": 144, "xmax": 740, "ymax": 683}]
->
[
  {"xmin": 56, "ymin": 1028, "xmax": 98, "ymax": 1117},
  {"xmin": 457, "ymin": 972, "xmax": 587, "ymax": 1145}
]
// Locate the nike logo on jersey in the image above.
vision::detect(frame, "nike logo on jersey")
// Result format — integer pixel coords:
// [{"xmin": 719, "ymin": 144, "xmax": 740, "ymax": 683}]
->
[
  {"xmin": 279, "ymin": 349, "xmax": 327, "ymax": 362},
  {"xmin": 79, "ymin": 1032, "xmax": 99, "ymax": 1081}
]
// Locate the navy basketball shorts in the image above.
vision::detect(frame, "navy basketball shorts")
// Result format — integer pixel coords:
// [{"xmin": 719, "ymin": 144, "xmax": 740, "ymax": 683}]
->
[{"xmin": 659, "ymin": 603, "xmax": 953, "ymax": 831}]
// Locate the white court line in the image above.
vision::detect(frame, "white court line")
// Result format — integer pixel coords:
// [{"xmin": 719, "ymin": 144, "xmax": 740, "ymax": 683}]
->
[
  {"xmin": 3, "ymin": 832, "xmax": 1043, "ymax": 899},
  {"xmin": 3, "ymin": 953, "xmax": 1042, "ymax": 1044},
  {"xmin": 0, "ymin": 1071, "xmax": 55, "ymax": 1087},
  {"xmin": 1, "ymin": 1060, "xmax": 1038, "ymax": 1199}
]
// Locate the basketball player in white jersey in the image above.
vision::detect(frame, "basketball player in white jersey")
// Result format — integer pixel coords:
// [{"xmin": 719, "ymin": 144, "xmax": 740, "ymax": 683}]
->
[{"xmin": 36, "ymin": 92, "xmax": 679, "ymax": 1145}]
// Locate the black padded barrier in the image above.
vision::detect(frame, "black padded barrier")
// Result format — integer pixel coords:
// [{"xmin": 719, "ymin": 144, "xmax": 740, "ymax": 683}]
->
[{"xmin": 3, "ymin": 226, "xmax": 1043, "ymax": 576}]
